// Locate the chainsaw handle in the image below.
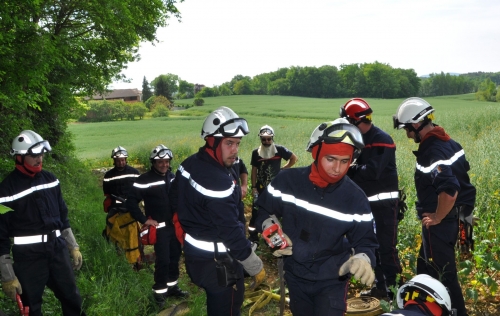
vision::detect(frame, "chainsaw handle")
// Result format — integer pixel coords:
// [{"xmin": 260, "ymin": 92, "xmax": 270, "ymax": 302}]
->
[{"xmin": 16, "ymin": 293, "xmax": 29, "ymax": 316}]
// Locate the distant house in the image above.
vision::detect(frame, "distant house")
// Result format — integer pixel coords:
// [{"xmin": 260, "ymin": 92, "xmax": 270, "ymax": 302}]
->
[{"xmin": 88, "ymin": 89, "xmax": 142, "ymax": 102}]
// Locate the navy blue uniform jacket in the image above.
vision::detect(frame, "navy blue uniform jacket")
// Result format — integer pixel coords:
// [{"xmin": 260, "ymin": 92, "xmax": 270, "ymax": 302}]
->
[
  {"xmin": 255, "ymin": 166, "xmax": 378, "ymax": 281},
  {"xmin": 173, "ymin": 148, "xmax": 251, "ymax": 261}
]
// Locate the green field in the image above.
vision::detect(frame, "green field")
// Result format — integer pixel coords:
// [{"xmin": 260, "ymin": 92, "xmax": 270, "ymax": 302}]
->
[{"xmin": 63, "ymin": 94, "xmax": 500, "ymax": 315}]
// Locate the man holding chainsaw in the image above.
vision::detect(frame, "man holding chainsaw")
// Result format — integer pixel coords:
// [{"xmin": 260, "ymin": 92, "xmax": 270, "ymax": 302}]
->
[
  {"xmin": 126, "ymin": 144, "xmax": 188, "ymax": 307},
  {"xmin": 393, "ymin": 98, "xmax": 475, "ymax": 316},
  {"xmin": 340, "ymin": 98, "xmax": 403, "ymax": 299},
  {"xmin": 0, "ymin": 130, "xmax": 85, "ymax": 315},
  {"xmin": 255, "ymin": 119, "xmax": 378, "ymax": 316},
  {"xmin": 172, "ymin": 107, "xmax": 265, "ymax": 316}
]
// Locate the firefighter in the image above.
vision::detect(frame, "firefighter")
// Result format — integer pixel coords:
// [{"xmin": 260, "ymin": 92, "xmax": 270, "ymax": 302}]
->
[
  {"xmin": 382, "ymin": 274, "xmax": 455, "ymax": 316},
  {"xmin": 102, "ymin": 146, "xmax": 139, "ymax": 214},
  {"xmin": 393, "ymin": 97, "xmax": 476, "ymax": 316},
  {"xmin": 340, "ymin": 98, "xmax": 402, "ymax": 299},
  {"xmin": 126, "ymin": 144, "xmax": 188, "ymax": 307},
  {"xmin": 0, "ymin": 130, "xmax": 85, "ymax": 315},
  {"xmin": 172, "ymin": 106, "xmax": 265, "ymax": 315},
  {"xmin": 255, "ymin": 118, "xmax": 378, "ymax": 316},
  {"xmin": 248, "ymin": 125, "xmax": 298, "ymax": 243}
]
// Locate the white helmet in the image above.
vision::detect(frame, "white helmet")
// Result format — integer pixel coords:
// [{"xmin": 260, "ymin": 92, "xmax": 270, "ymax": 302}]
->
[
  {"xmin": 200, "ymin": 106, "xmax": 249, "ymax": 139},
  {"xmin": 306, "ymin": 118, "xmax": 364, "ymax": 158},
  {"xmin": 150, "ymin": 144, "xmax": 173, "ymax": 162},
  {"xmin": 10, "ymin": 130, "xmax": 51, "ymax": 156},
  {"xmin": 111, "ymin": 146, "xmax": 128, "ymax": 158},
  {"xmin": 258, "ymin": 125, "xmax": 274, "ymax": 137},
  {"xmin": 393, "ymin": 97, "xmax": 434, "ymax": 129},
  {"xmin": 396, "ymin": 274, "xmax": 452, "ymax": 314}
]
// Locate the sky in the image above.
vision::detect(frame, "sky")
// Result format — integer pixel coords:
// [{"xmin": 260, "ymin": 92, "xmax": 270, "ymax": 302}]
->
[{"xmin": 110, "ymin": 0, "xmax": 500, "ymax": 90}]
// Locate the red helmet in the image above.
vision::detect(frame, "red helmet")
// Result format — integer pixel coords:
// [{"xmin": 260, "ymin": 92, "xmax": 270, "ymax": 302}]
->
[{"xmin": 340, "ymin": 98, "xmax": 373, "ymax": 125}]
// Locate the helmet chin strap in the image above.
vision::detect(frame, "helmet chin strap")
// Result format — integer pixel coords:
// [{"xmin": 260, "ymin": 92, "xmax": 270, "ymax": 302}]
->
[{"xmin": 407, "ymin": 120, "xmax": 431, "ymax": 143}]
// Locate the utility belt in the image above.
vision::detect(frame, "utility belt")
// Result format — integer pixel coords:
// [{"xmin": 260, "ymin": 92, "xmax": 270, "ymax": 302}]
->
[
  {"xmin": 367, "ymin": 191, "xmax": 399, "ymax": 202},
  {"xmin": 185, "ymin": 234, "xmax": 227, "ymax": 253},
  {"xmin": 14, "ymin": 230, "xmax": 61, "ymax": 245}
]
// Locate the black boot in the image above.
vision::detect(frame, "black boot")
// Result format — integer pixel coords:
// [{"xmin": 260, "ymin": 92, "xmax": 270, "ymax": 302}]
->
[
  {"xmin": 153, "ymin": 292, "xmax": 168, "ymax": 308},
  {"xmin": 248, "ymin": 230, "xmax": 259, "ymax": 243},
  {"xmin": 165, "ymin": 285, "xmax": 189, "ymax": 298}
]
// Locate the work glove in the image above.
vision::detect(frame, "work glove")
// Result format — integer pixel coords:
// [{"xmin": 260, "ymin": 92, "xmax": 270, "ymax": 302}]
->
[
  {"xmin": 272, "ymin": 234, "xmax": 293, "ymax": 257},
  {"xmin": 0, "ymin": 254, "xmax": 22, "ymax": 301},
  {"xmin": 62, "ymin": 228, "xmax": 83, "ymax": 270},
  {"xmin": 238, "ymin": 250, "xmax": 265, "ymax": 290},
  {"xmin": 338, "ymin": 253, "xmax": 374, "ymax": 286},
  {"xmin": 70, "ymin": 248, "xmax": 83, "ymax": 270}
]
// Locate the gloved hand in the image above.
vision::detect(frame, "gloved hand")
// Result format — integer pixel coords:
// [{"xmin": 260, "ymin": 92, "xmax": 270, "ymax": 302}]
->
[
  {"xmin": 338, "ymin": 253, "xmax": 374, "ymax": 286},
  {"xmin": 62, "ymin": 228, "xmax": 83, "ymax": 270},
  {"xmin": 248, "ymin": 267, "xmax": 266, "ymax": 291},
  {"xmin": 272, "ymin": 234, "xmax": 293, "ymax": 257},
  {"xmin": 0, "ymin": 254, "xmax": 22, "ymax": 301},
  {"xmin": 70, "ymin": 248, "xmax": 83, "ymax": 270},
  {"xmin": 2, "ymin": 278, "xmax": 22, "ymax": 301},
  {"xmin": 238, "ymin": 250, "xmax": 264, "ymax": 290}
]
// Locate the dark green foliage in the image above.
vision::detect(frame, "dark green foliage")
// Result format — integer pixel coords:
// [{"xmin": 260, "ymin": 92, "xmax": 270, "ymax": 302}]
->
[
  {"xmin": 141, "ymin": 76, "xmax": 153, "ymax": 102},
  {"xmin": 153, "ymin": 76, "xmax": 171, "ymax": 100},
  {"xmin": 78, "ymin": 100, "xmax": 147, "ymax": 122},
  {"xmin": 193, "ymin": 98, "xmax": 205, "ymax": 106}
]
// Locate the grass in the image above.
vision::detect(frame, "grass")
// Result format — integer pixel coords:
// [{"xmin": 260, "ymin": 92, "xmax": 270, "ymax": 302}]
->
[{"xmin": 1, "ymin": 94, "xmax": 497, "ymax": 315}]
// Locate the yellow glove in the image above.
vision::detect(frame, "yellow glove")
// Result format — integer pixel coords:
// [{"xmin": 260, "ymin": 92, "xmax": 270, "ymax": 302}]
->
[
  {"xmin": 272, "ymin": 234, "xmax": 293, "ymax": 257},
  {"xmin": 248, "ymin": 268, "xmax": 266, "ymax": 291},
  {"xmin": 2, "ymin": 277, "xmax": 22, "ymax": 301},
  {"xmin": 338, "ymin": 253, "xmax": 374, "ymax": 286},
  {"xmin": 70, "ymin": 248, "xmax": 83, "ymax": 270}
]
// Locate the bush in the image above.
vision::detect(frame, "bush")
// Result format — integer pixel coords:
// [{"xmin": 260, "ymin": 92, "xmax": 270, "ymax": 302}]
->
[
  {"xmin": 152, "ymin": 104, "xmax": 169, "ymax": 117},
  {"xmin": 193, "ymin": 98, "xmax": 205, "ymax": 106}
]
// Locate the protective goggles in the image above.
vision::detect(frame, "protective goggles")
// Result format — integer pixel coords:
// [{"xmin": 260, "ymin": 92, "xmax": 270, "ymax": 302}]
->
[
  {"xmin": 217, "ymin": 118, "xmax": 249, "ymax": 137},
  {"xmin": 393, "ymin": 115, "xmax": 406, "ymax": 129},
  {"xmin": 27, "ymin": 141, "xmax": 52, "ymax": 156},
  {"xmin": 152, "ymin": 148, "xmax": 173, "ymax": 160},
  {"xmin": 113, "ymin": 149, "xmax": 128, "ymax": 158},
  {"xmin": 259, "ymin": 128, "xmax": 273, "ymax": 136},
  {"xmin": 319, "ymin": 122, "xmax": 364, "ymax": 149}
]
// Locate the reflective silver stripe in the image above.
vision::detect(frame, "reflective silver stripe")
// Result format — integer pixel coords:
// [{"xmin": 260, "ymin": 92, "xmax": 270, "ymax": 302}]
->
[
  {"xmin": 103, "ymin": 174, "xmax": 139, "ymax": 182},
  {"xmin": 416, "ymin": 149, "xmax": 464, "ymax": 174},
  {"xmin": 367, "ymin": 191, "xmax": 399, "ymax": 201},
  {"xmin": 14, "ymin": 230, "xmax": 61, "ymax": 245},
  {"xmin": 179, "ymin": 165, "xmax": 234, "ymax": 198},
  {"xmin": 0, "ymin": 180, "xmax": 59, "ymax": 203},
  {"xmin": 185, "ymin": 234, "xmax": 227, "ymax": 252},
  {"xmin": 154, "ymin": 288, "xmax": 168, "ymax": 294},
  {"xmin": 133, "ymin": 180, "xmax": 165, "ymax": 189},
  {"xmin": 139, "ymin": 222, "xmax": 166, "ymax": 237},
  {"xmin": 167, "ymin": 280, "xmax": 178, "ymax": 286},
  {"xmin": 268, "ymin": 184, "xmax": 373, "ymax": 222}
]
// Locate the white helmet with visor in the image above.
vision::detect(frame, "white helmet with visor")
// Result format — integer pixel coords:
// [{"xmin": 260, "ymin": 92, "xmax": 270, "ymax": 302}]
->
[
  {"xmin": 150, "ymin": 144, "xmax": 173, "ymax": 162},
  {"xmin": 200, "ymin": 106, "xmax": 249, "ymax": 139},
  {"xmin": 10, "ymin": 130, "xmax": 51, "ymax": 156},
  {"xmin": 306, "ymin": 118, "xmax": 364, "ymax": 159},
  {"xmin": 258, "ymin": 125, "xmax": 275, "ymax": 137},
  {"xmin": 111, "ymin": 146, "xmax": 128, "ymax": 158},
  {"xmin": 393, "ymin": 97, "xmax": 434, "ymax": 129}
]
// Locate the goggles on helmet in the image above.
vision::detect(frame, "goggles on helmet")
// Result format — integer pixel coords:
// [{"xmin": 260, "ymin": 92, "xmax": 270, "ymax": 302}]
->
[
  {"xmin": 152, "ymin": 148, "xmax": 173, "ymax": 160},
  {"xmin": 113, "ymin": 149, "xmax": 128, "ymax": 158},
  {"xmin": 27, "ymin": 141, "xmax": 52, "ymax": 156},
  {"xmin": 319, "ymin": 122, "xmax": 364, "ymax": 149},
  {"xmin": 259, "ymin": 128, "xmax": 274, "ymax": 136},
  {"xmin": 216, "ymin": 118, "xmax": 249, "ymax": 137}
]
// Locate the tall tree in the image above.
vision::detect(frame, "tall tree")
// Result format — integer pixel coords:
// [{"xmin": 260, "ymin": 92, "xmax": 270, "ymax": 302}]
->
[
  {"xmin": 0, "ymin": 0, "xmax": 182, "ymax": 155},
  {"xmin": 154, "ymin": 76, "xmax": 171, "ymax": 100},
  {"xmin": 142, "ymin": 76, "xmax": 153, "ymax": 102}
]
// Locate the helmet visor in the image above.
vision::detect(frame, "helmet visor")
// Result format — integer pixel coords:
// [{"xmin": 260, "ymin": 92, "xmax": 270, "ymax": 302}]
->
[
  {"xmin": 27, "ymin": 140, "xmax": 51, "ymax": 155},
  {"xmin": 259, "ymin": 127, "xmax": 274, "ymax": 136},
  {"xmin": 218, "ymin": 118, "xmax": 249, "ymax": 137},
  {"xmin": 320, "ymin": 122, "xmax": 364, "ymax": 149},
  {"xmin": 113, "ymin": 149, "xmax": 128, "ymax": 158},
  {"xmin": 153, "ymin": 148, "xmax": 173, "ymax": 160}
]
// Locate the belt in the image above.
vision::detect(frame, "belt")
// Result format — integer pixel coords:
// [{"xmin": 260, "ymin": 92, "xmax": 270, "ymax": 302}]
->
[
  {"xmin": 185, "ymin": 234, "xmax": 227, "ymax": 253},
  {"xmin": 14, "ymin": 230, "xmax": 61, "ymax": 245},
  {"xmin": 367, "ymin": 191, "xmax": 399, "ymax": 202}
]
